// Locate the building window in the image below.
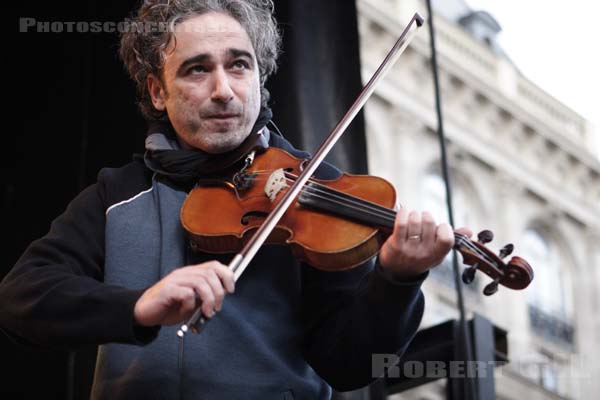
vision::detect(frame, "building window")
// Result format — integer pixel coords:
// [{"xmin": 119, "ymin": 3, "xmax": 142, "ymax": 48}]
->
[{"xmin": 522, "ymin": 229, "xmax": 575, "ymax": 347}]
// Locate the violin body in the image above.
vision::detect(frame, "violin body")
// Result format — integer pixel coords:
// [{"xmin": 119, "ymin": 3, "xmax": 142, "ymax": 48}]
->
[
  {"xmin": 181, "ymin": 147, "xmax": 396, "ymax": 270},
  {"xmin": 181, "ymin": 147, "xmax": 533, "ymax": 294}
]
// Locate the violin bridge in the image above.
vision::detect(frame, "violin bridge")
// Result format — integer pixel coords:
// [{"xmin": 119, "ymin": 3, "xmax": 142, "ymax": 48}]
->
[{"xmin": 265, "ymin": 168, "xmax": 288, "ymax": 201}]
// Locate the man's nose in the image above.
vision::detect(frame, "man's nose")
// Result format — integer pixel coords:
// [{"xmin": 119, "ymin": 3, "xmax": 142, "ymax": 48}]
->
[{"xmin": 211, "ymin": 68, "xmax": 234, "ymax": 103}]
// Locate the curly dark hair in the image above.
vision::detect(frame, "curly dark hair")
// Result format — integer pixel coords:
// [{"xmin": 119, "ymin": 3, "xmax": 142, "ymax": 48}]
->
[{"xmin": 119, "ymin": 0, "xmax": 281, "ymax": 120}]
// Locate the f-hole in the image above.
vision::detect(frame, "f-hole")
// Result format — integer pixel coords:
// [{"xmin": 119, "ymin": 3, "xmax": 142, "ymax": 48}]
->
[
  {"xmin": 299, "ymin": 160, "xmax": 309, "ymax": 172},
  {"xmin": 241, "ymin": 211, "xmax": 269, "ymax": 225}
]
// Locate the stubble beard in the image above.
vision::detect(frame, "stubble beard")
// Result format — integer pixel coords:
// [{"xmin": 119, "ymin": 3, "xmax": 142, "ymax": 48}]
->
[
  {"xmin": 193, "ymin": 124, "xmax": 250, "ymax": 154},
  {"xmin": 173, "ymin": 107, "xmax": 252, "ymax": 154}
]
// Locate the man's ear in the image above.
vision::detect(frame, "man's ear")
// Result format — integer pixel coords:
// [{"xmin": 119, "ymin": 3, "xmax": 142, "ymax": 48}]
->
[{"xmin": 147, "ymin": 74, "xmax": 167, "ymax": 111}]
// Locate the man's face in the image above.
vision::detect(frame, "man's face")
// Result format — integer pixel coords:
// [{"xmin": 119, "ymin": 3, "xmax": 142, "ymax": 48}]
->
[{"xmin": 148, "ymin": 12, "xmax": 261, "ymax": 154}]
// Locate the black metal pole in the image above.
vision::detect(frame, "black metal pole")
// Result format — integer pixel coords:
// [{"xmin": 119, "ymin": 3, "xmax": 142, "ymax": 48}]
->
[{"xmin": 424, "ymin": 1, "xmax": 477, "ymax": 399}]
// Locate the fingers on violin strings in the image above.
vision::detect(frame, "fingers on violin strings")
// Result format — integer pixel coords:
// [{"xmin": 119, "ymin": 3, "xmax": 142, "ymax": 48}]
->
[
  {"xmin": 406, "ymin": 210, "xmax": 422, "ymax": 242},
  {"xmin": 395, "ymin": 207, "xmax": 409, "ymax": 240},
  {"xmin": 455, "ymin": 226, "xmax": 473, "ymax": 238},
  {"xmin": 434, "ymin": 223, "xmax": 455, "ymax": 253},
  {"xmin": 421, "ymin": 211, "xmax": 436, "ymax": 244}
]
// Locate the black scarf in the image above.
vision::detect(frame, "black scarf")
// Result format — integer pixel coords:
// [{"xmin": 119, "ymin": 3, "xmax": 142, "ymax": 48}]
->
[{"xmin": 144, "ymin": 107, "xmax": 272, "ymax": 184}]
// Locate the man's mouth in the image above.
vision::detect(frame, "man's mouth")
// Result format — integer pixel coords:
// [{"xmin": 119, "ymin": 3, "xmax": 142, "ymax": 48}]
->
[{"xmin": 206, "ymin": 113, "xmax": 239, "ymax": 119}]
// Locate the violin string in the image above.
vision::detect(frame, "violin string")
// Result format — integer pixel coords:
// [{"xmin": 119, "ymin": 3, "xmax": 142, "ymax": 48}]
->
[
  {"xmin": 287, "ymin": 176, "xmax": 494, "ymax": 264},
  {"xmin": 248, "ymin": 170, "xmax": 393, "ymax": 217},
  {"xmin": 246, "ymin": 171, "xmax": 495, "ymax": 264},
  {"xmin": 290, "ymin": 178, "xmax": 398, "ymax": 219},
  {"xmin": 280, "ymin": 172, "xmax": 472, "ymax": 247},
  {"xmin": 283, "ymin": 171, "xmax": 399, "ymax": 216},
  {"xmin": 250, "ymin": 171, "xmax": 407, "ymax": 235},
  {"xmin": 262, "ymin": 171, "xmax": 492, "ymax": 263},
  {"xmin": 246, "ymin": 170, "xmax": 399, "ymax": 225},
  {"xmin": 259, "ymin": 172, "xmax": 483, "ymax": 258},
  {"xmin": 294, "ymin": 180, "xmax": 494, "ymax": 264}
]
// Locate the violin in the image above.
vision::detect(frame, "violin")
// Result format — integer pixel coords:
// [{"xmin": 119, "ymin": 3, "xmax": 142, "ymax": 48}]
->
[
  {"xmin": 176, "ymin": 13, "xmax": 532, "ymax": 336},
  {"xmin": 181, "ymin": 146, "xmax": 533, "ymax": 297}
]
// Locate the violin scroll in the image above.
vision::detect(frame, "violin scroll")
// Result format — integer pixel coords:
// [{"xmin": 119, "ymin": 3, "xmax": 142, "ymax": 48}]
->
[{"xmin": 456, "ymin": 230, "xmax": 533, "ymax": 296}]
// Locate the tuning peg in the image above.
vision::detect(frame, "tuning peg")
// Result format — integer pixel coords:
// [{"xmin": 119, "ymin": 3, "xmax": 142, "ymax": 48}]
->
[
  {"xmin": 483, "ymin": 277, "xmax": 500, "ymax": 296},
  {"xmin": 477, "ymin": 230, "xmax": 494, "ymax": 244},
  {"xmin": 462, "ymin": 266, "xmax": 477, "ymax": 284},
  {"xmin": 499, "ymin": 243, "xmax": 514, "ymax": 259}
]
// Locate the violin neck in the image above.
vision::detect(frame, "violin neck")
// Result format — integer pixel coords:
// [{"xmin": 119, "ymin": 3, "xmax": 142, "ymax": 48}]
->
[
  {"xmin": 298, "ymin": 180, "xmax": 395, "ymax": 231},
  {"xmin": 298, "ymin": 180, "xmax": 465, "ymax": 244}
]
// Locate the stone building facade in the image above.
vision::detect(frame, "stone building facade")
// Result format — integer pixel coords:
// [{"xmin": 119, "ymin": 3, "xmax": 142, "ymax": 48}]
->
[{"xmin": 356, "ymin": 0, "xmax": 600, "ymax": 398}]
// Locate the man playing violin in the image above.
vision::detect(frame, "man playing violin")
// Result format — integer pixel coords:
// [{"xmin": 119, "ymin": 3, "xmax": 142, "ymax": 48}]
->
[{"xmin": 0, "ymin": 1, "xmax": 469, "ymax": 398}]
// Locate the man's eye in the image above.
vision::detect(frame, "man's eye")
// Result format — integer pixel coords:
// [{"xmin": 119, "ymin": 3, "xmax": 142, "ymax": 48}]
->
[
  {"xmin": 232, "ymin": 60, "xmax": 250, "ymax": 70},
  {"xmin": 189, "ymin": 65, "xmax": 206, "ymax": 74}
]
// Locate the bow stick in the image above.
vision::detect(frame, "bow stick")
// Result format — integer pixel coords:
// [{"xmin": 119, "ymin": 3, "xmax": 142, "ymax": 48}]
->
[{"xmin": 178, "ymin": 12, "xmax": 425, "ymax": 337}]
